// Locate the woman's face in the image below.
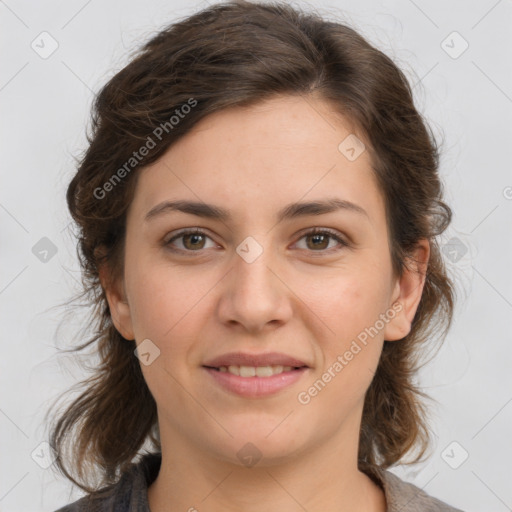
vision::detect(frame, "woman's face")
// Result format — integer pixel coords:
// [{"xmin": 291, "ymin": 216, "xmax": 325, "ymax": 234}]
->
[{"xmin": 106, "ymin": 94, "xmax": 428, "ymax": 466}]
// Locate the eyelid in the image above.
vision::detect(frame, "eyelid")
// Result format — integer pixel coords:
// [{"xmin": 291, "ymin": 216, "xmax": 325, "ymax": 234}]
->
[
  {"xmin": 293, "ymin": 227, "xmax": 349, "ymax": 253},
  {"xmin": 163, "ymin": 227, "xmax": 219, "ymax": 249},
  {"xmin": 163, "ymin": 227, "xmax": 349, "ymax": 254}
]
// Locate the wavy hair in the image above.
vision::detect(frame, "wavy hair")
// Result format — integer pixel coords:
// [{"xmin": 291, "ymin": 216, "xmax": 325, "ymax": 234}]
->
[{"xmin": 46, "ymin": 0, "xmax": 456, "ymax": 494}]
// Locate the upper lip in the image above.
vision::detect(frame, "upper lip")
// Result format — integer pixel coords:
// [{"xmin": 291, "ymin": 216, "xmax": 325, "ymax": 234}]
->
[{"xmin": 203, "ymin": 352, "xmax": 309, "ymax": 368}]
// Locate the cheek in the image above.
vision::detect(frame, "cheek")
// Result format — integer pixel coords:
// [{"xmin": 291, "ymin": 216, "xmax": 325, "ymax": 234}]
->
[
  {"xmin": 300, "ymin": 272, "xmax": 387, "ymax": 413},
  {"xmin": 304, "ymin": 266, "xmax": 391, "ymax": 344},
  {"xmin": 129, "ymin": 272, "xmax": 180, "ymax": 338},
  {"xmin": 125, "ymin": 255, "xmax": 214, "ymax": 351},
  {"xmin": 299, "ymin": 262, "xmax": 390, "ymax": 403},
  {"xmin": 125, "ymin": 258, "xmax": 212, "ymax": 396}
]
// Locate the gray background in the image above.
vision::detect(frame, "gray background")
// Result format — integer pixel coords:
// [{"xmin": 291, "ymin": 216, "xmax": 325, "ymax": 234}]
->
[{"xmin": 1, "ymin": 0, "xmax": 511, "ymax": 510}]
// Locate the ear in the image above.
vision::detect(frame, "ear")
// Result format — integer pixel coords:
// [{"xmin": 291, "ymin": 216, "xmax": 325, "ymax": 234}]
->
[
  {"xmin": 383, "ymin": 239, "xmax": 430, "ymax": 341},
  {"xmin": 98, "ymin": 260, "xmax": 135, "ymax": 341}
]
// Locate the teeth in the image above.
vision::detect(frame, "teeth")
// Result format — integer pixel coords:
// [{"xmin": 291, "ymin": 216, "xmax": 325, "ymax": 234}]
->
[{"xmin": 218, "ymin": 365, "xmax": 295, "ymax": 377}]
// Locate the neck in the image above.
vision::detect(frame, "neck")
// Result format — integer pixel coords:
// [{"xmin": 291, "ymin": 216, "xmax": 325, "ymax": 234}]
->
[{"xmin": 148, "ymin": 415, "xmax": 386, "ymax": 512}]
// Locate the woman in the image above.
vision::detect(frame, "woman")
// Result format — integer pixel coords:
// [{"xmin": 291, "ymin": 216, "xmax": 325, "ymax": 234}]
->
[{"xmin": 49, "ymin": 1, "xmax": 465, "ymax": 510}]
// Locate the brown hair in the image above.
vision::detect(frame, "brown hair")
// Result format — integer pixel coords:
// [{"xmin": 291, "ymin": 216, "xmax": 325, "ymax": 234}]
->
[{"xmin": 47, "ymin": 0, "xmax": 456, "ymax": 494}]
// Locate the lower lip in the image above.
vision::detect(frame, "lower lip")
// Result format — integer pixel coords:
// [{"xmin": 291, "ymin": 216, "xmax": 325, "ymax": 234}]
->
[{"xmin": 203, "ymin": 367, "xmax": 308, "ymax": 398}]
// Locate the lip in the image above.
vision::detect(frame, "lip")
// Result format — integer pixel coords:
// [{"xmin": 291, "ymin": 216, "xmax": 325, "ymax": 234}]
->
[
  {"xmin": 204, "ymin": 366, "xmax": 309, "ymax": 398},
  {"xmin": 202, "ymin": 351, "xmax": 310, "ymax": 368}
]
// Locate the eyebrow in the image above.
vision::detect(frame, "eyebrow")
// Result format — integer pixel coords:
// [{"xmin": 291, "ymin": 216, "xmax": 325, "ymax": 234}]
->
[{"xmin": 145, "ymin": 197, "xmax": 369, "ymax": 224}]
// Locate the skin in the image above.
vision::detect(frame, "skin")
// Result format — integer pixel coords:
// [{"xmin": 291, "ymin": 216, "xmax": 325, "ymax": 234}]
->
[{"xmin": 103, "ymin": 94, "xmax": 429, "ymax": 512}]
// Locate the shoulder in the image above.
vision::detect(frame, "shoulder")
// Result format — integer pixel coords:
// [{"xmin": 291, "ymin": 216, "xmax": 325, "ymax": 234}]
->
[
  {"xmin": 53, "ymin": 453, "xmax": 161, "ymax": 512},
  {"xmin": 362, "ymin": 464, "xmax": 466, "ymax": 512},
  {"xmin": 52, "ymin": 475, "xmax": 132, "ymax": 512}
]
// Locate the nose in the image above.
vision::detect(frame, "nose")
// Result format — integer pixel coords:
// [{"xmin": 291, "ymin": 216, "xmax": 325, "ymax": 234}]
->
[{"xmin": 216, "ymin": 238, "xmax": 293, "ymax": 334}]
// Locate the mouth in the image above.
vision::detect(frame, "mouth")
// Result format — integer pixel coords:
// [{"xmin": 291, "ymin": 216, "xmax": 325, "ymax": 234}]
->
[
  {"xmin": 202, "ymin": 351, "xmax": 310, "ymax": 370},
  {"xmin": 203, "ymin": 364, "xmax": 308, "ymax": 377},
  {"xmin": 201, "ymin": 351, "xmax": 311, "ymax": 397},
  {"xmin": 202, "ymin": 364, "xmax": 309, "ymax": 398}
]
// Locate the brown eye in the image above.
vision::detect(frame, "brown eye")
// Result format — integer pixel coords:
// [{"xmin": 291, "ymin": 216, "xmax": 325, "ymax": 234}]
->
[
  {"xmin": 182, "ymin": 232, "xmax": 206, "ymax": 250},
  {"xmin": 295, "ymin": 228, "xmax": 348, "ymax": 253},
  {"xmin": 165, "ymin": 229, "xmax": 215, "ymax": 252},
  {"xmin": 305, "ymin": 233, "xmax": 330, "ymax": 250}
]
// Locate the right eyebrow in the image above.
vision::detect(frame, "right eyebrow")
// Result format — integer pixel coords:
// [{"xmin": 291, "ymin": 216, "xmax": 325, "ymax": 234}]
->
[{"xmin": 144, "ymin": 197, "xmax": 370, "ymax": 224}]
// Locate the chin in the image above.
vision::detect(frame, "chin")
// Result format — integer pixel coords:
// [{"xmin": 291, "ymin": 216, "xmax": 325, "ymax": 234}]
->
[{"xmin": 211, "ymin": 423, "xmax": 308, "ymax": 468}]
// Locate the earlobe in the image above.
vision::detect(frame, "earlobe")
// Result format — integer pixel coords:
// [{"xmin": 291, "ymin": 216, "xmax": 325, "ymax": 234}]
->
[
  {"xmin": 383, "ymin": 239, "xmax": 430, "ymax": 342},
  {"xmin": 98, "ymin": 263, "xmax": 135, "ymax": 341}
]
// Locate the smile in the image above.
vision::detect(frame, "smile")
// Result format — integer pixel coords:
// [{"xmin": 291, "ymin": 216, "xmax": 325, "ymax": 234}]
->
[
  {"xmin": 213, "ymin": 364, "xmax": 302, "ymax": 377},
  {"xmin": 203, "ymin": 366, "xmax": 308, "ymax": 398}
]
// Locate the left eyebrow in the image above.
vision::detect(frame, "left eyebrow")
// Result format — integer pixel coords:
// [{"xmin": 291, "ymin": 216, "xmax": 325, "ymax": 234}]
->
[{"xmin": 144, "ymin": 198, "xmax": 370, "ymax": 223}]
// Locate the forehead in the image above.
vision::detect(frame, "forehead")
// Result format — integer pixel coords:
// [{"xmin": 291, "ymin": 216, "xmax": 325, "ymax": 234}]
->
[{"xmin": 129, "ymin": 95, "xmax": 385, "ymax": 228}]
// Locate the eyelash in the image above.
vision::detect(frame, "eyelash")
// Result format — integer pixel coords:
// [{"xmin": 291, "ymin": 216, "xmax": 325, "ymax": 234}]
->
[{"xmin": 163, "ymin": 227, "xmax": 349, "ymax": 255}]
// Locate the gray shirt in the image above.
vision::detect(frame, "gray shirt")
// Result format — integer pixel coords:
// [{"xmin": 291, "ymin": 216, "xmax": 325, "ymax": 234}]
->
[{"xmin": 54, "ymin": 453, "xmax": 465, "ymax": 512}]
